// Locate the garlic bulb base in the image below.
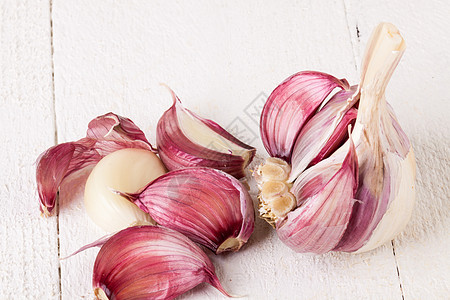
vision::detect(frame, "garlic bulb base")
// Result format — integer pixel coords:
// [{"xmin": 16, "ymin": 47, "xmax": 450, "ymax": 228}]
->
[{"xmin": 254, "ymin": 157, "xmax": 296, "ymax": 226}]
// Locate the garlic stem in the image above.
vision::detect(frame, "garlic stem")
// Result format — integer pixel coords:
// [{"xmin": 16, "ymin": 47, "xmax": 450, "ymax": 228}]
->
[{"xmin": 358, "ymin": 23, "xmax": 406, "ymax": 127}]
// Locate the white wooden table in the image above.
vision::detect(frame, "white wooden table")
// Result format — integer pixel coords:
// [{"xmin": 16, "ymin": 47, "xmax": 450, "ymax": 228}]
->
[{"xmin": 1, "ymin": 1, "xmax": 449, "ymax": 299}]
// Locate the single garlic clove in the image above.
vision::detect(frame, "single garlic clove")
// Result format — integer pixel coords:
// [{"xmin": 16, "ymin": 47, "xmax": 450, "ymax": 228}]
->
[
  {"xmin": 260, "ymin": 71, "xmax": 350, "ymax": 162},
  {"xmin": 276, "ymin": 134, "xmax": 358, "ymax": 254},
  {"xmin": 157, "ymin": 86, "xmax": 256, "ymax": 179},
  {"xmin": 36, "ymin": 113, "xmax": 154, "ymax": 216},
  {"xmin": 84, "ymin": 148, "xmax": 166, "ymax": 232},
  {"xmin": 120, "ymin": 167, "xmax": 255, "ymax": 254},
  {"xmin": 288, "ymin": 87, "xmax": 358, "ymax": 182},
  {"xmin": 335, "ymin": 23, "xmax": 416, "ymax": 253},
  {"xmin": 93, "ymin": 226, "xmax": 231, "ymax": 299}
]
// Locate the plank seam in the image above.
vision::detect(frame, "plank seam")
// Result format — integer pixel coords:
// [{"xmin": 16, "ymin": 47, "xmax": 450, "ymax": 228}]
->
[
  {"xmin": 341, "ymin": 0, "xmax": 359, "ymax": 72},
  {"xmin": 49, "ymin": 0, "xmax": 62, "ymax": 299},
  {"xmin": 392, "ymin": 240, "xmax": 405, "ymax": 300},
  {"xmin": 341, "ymin": 2, "xmax": 405, "ymax": 299}
]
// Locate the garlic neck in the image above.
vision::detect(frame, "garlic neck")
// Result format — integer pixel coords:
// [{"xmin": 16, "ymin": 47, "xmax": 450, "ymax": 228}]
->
[{"xmin": 357, "ymin": 23, "xmax": 406, "ymax": 129}]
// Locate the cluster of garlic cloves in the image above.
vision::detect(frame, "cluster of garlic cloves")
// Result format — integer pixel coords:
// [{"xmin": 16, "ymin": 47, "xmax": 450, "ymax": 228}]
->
[
  {"xmin": 37, "ymin": 89, "xmax": 257, "ymax": 298},
  {"xmin": 255, "ymin": 22, "xmax": 416, "ymax": 254}
]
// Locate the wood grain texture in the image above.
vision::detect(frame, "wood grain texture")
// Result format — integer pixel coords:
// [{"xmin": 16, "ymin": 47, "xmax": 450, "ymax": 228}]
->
[
  {"xmin": 344, "ymin": 0, "xmax": 450, "ymax": 298},
  {"xmin": 0, "ymin": 0, "xmax": 59, "ymax": 298},
  {"xmin": 52, "ymin": 1, "xmax": 404, "ymax": 299},
  {"xmin": 3, "ymin": 0, "xmax": 447, "ymax": 298}
]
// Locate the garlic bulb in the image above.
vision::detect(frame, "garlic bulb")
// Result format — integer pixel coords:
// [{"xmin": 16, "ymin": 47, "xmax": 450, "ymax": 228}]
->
[
  {"xmin": 84, "ymin": 148, "xmax": 166, "ymax": 232},
  {"xmin": 36, "ymin": 113, "xmax": 154, "ymax": 216},
  {"xmin": 157, "ymin": 87, "xmax": 256, "ymax": 178},
  {"xmin": 119, "ymin": 167, "xmax": 255, "ymax": 254},
  {"xmin": 93, "ymin": 226, "xmax": 231, "ymax": 299},
  {"xmin": 255, "ymin": 22, "xmax": 416, "ymax": 254}
]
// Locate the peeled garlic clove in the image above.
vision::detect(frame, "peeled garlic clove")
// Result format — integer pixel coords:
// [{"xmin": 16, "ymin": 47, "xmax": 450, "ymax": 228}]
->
[
  {"xmin": 121, "ymin": 167, "xmax": 255, "ymax": 254},
  {"xmin": 36, "ymin": 113, "xmax": 153, "ymax": 216},
  {"xmin": 289, "ymin": 87, "xmax": 358, "ymax": 182},
  {"xmin": 276, "ymin": 135, "xmax": 358, "ymax": 254},
  {"xmin": 335, "ymin": 23, "xmax": 416, "ymax": 253},
  {"xmin": 157, "ymin": 87, "xmax": 256, "ymax": 179},
  {"xmin": 84, "ymin": 148, "xmax": 166, "ymax": 232},
  {"xmin": 93, "ymin": 226, "xmax": 231, "ymax": 299},
  {"xmin": 260, "ymin": 71, "xmax": 350, "ymax": 162}
]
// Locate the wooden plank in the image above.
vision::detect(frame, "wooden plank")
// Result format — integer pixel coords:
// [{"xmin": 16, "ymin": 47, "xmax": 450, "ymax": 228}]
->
[
  {"xmin": 53, "ymin": 1, "xmax": 402, "ymax": 298},
  {"xmin": 0, "ymin": 0, "xmax": 60, "ymax": 298},
  {"xmin": 343, "ymin": 0, "xmax": 450, "ymax": 298}
]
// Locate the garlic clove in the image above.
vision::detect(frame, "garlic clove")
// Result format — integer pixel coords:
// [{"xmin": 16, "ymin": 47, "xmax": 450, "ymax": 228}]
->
[
  {"xmin": 36, "ymin": 113, "xmax": 154, "ymax": 216},
  {"xmin": 276, "ymin": 134, "xmax": 358, "ymax": 254},
  {"xmin": 288, "ymin": 87, "xmax": 358, "ymax": 182},
  {"xmin": 93, "ymin": 226, "xmax": 231, "ymax": 299},
  {"xmin": 335, "ymin": 23, "xmax": 416, "ymax": 253},
  {"xmin": 260, "ymin": 71, "xmax": 350, "ymax": 162},
  {"xmin": 120, "ymin": 167, "xmax": 255, "ymax": 254},
  {"xmin": 157, "ymin": 87, "xmax": 256, "ymax": 179},
  {"xmin": 84, "ymin": 148, "xmax": 166, "ymax": 232}
]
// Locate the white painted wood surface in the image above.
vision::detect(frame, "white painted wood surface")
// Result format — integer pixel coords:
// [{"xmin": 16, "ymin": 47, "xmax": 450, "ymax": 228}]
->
[{"xmin": 1, "ymin": 0, "xmax": 448, "ymax": 299}]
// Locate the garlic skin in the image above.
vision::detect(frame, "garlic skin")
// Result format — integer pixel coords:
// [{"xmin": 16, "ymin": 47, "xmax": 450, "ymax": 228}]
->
[
  {"xmin": 36, "ymin": 113, "xmax": 154, "ymax": 216},
  {"xmin": 84, "ymin": 148, "xmax": 166, "ymax": 232},
  {"xmin": 335, "ymin": 23, "xmax": 416, "ymax": 252},
  {"xmin": 157, "ymin": 87, "xmax": 256, "ymax": 178},
  {"xmin": 260, "ymin": 71, "xmax": 350, "ymax": 162},
  {"xmin": 120, "ymin": 167, "xmax": 255, "ymax": 254},
  {"xmin": 288, "ymin": 87, "xmax": 358, "ymax": 182},
  {"xmin": 277, "ymin": 136, "xmax": 358, "ymax": 253},
  {"xmin": 93, "ymin": 226, "xmax": 231, "ymax": 300}
]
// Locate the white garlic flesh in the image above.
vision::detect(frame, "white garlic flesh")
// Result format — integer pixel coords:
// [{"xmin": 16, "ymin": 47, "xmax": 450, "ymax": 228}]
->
[{"xmin": 84, "ymin": 148, "xmax": 166, "ymax": 232}]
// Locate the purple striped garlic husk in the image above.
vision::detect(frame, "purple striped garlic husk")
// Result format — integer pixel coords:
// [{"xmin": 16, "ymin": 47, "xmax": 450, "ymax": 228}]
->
[
  {"xmin": 120, "ymin": 167, "xmax": 255, "ymax": 254},
  {"xmin": 260, "ymin": 71, "xmax": 350, "ymax": 162},
  {"xmin": 36, "ymin": 113, "xmax": 153, "ymax": 216},
  {"xmin": 93, "ymin": 225, "xmax": 231, "ymax": 300},
  {"xmin": 157, "ymin": 87, "xmax": 256, "ymax": 179},
  {"xmin": 276, "ymin": 134, "xmax": 358, "ymax": 253},
  {"xmin": 288, "ymin": 86, "xmax": 358, "ymax": 182}
]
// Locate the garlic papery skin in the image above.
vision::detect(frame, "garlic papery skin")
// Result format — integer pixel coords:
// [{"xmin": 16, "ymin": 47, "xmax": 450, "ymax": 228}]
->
[
  {"xmin": 277, "ymin": 136, "xmax": 358, "ymax": 254},
  {"xmin": 260, "ymin": 71, "xmax": 350, "ymax": 162},
  {"xmin": 84, "ymin": 148, "xmax": 166, "ymax": 232},
  {"xmin": 157, "ymin": 87, "xmax": 256, "ymax": 178},
  {"xmin": 288, "ymin": 87, "xmax": 358, "ymax": 182},
  {"xmin": 93, "ymin": 226, "xmax": 231, "ymax": 299},
  {"xmin": 335, "ymin": 23, "xmax": 416, "ymax": 253},
  {"xmin": 36, "ymin": 113, "xmax": 154, "ymax": 216},
  {"xmin": 120, "ymin": 167, "xmax": 255, "ymax": 254}
]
